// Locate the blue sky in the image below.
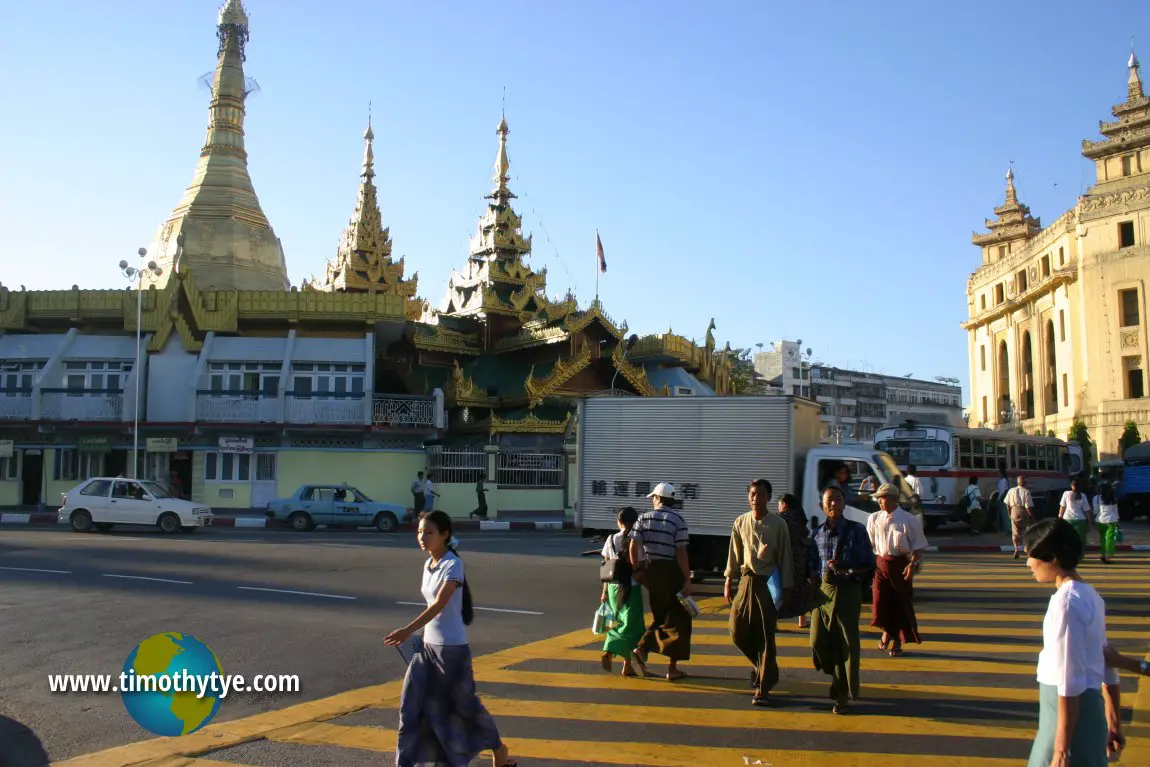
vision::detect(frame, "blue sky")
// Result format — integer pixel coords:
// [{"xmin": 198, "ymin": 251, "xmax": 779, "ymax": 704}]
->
[{"xmin": 1, "ymin": 1, "xmax": 1147, "ymax": 403}]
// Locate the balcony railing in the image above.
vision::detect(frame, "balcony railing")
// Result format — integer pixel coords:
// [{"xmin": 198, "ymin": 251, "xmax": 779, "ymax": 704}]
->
[
  {"xmin": 286, "ymin": 393, "xmax": 367, "ymax": 426},
  {"xmin": 0, "ymin": 390, "xmax": 34, "ymax": 420},
  {"xmin": 196, "ymin": 392, "xmax": 279, "ymax": 423},
  {"xmin": 41, "ymin": 389, "xmax": 124, "ymax": 421},
  {"xmin": 372, "ymin": 395, "xmax": 437, "ymax": 429}
]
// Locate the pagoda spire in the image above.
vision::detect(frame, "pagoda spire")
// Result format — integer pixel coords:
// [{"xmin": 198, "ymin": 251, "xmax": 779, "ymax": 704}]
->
[
  {"xmin": 146, "ymin": 0, "xmax": 288, "ymax": 292},
  {"xmin": 1130, "ymin": 48, "xmax": 1144, "ymax": 101},
  {"xmin": 488, "ymin": 115, "xmax": 516, "ymax": 205},
  {"xmin": 302, "ymin": 112, "xmax": 420, "ymax": 317},
  {"xmin": 971, "ymin": 166, "xmax": 1040, "ymax": 254}
]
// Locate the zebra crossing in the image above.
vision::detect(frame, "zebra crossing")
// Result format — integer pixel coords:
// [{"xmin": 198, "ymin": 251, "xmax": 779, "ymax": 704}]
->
[{"xmin": 58, "ymin": 553, "xmax": 1150, "ymax": 767}]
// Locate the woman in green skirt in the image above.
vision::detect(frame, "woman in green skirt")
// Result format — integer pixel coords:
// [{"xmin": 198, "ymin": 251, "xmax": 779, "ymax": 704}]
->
[
  {"xmin": 1024, "ymin": 518, "xmax": 1124, "ymax": 766},
  {"xmin": 600, "ymin": 507, "xmax": 646, "ymax": 677}
]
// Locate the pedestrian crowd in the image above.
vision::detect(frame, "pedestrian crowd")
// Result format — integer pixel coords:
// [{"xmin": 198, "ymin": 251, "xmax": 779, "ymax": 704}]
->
[{"xmin": 370, "ymin": 468, "xmax": 1144, "ymax": 767}]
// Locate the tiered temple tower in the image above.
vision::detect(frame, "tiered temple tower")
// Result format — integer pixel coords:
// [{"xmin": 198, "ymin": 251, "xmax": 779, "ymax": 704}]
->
[
  {"xmin": 146, "ymin": 0, "xmax": 289, "ymax": 292},
  {"xmin": 303, "ymin": 116, "xmax": 421, "ymax": 319}
]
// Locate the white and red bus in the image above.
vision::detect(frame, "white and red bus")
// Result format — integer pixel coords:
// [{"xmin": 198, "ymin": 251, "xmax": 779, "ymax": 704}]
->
[{"xmin": 873, "ymin": 422, "xmax": 1080, "ymax": 530}]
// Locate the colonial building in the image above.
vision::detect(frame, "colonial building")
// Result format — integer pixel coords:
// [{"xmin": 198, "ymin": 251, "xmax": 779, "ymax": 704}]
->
[
  {"xmin": 964, "ymin": 52, "xmax": 1150, "ymax": 458},
  {"xmin": 0, "ymin": 0, "xmax": 732, "ymax": 514}
]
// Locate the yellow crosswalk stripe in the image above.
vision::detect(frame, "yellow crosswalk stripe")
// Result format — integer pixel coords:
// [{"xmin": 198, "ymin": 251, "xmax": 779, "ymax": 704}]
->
[
  {"xmin": 476, "ymin": 667, "xmax": 1044, "ymax": 702},
  {"xmin": 553, "ymin": 648, "xmax": 1037, "ymax": 675},
  {"xmin": 477, "ymin": 696, "xmax": 1035, "ymax": 739},
  {"xmin": 267, "ymin": 720, "xmax": 1029, "ymax": 767},
  {"xmin": 686, "ymin": 632, "xmax": 1040, "ymax": 654}
]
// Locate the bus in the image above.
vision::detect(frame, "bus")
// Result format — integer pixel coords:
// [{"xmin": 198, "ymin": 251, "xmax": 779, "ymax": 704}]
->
[{"xmin": 873, "ymin": 422, "xmax": 1079, "ymax": 530}]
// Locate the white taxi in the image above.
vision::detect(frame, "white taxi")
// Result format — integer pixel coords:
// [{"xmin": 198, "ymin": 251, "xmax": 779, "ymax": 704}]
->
[{"xmin": 58, "ymin": 477, "xmax": 214, "ymax": 533}]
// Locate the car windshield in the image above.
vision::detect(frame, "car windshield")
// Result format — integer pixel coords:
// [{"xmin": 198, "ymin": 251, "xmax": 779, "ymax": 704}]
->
[
  {"xmin": 873, "ymin": 439, "xmax": 949, "ymax": 468},
  {"xmin": 139, "ymin": 481, "xmax": 173, "ymax": 499},
  {"xmin": 872, "ymin": 452, "xmax": 919, "ymax": 511}
]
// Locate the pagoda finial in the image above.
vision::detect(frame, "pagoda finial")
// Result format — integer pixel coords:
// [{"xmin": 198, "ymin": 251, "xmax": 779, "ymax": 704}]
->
[
  {"xmin": 490, "ymin": 115, "xmax": 513, "ymax": 203},
  {"xmin": 1129, "ymin": 45, "xmax": 1144, "ymax": 100},
  {"xmin": 217, "ymin": 0, "xmax": 250, "ymax": 60},
  {"xmin": 362, "ymin": 104, "xmax": 375, "ymax": 179},
  {"xmin": 1005, "ymin": 164, "xmax": 1017, "ymax": 205}
]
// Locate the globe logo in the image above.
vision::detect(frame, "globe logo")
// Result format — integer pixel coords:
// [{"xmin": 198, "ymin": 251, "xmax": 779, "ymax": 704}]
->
[{"xmin": 120, "ymin": 633, "xmax": 224, "ymax": 736}]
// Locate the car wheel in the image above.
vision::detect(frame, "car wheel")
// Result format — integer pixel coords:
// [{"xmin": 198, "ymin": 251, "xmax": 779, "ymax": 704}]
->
[
  {"xmin": 289, "ymin": 511, "xmax": 315, "ymax": 532},
  {"xmin": 374, "ymin": 512, "xmax": 398, "ymax": 533},
  {"xmin": 157, "ymin": 513, "xmax": 182, "ymax": 534},
  {"xmin": 70, "ymin": 510, "xmax": 93, "ymax": 533}
]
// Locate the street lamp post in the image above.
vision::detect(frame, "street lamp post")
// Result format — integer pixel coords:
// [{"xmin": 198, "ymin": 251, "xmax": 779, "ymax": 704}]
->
[{"xmin": 120, "ymin": 249, "xmax": 162, "ymax": 479}]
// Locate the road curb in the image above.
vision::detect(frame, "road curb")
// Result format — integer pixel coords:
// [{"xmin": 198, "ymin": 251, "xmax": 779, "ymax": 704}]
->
[
  {"xmin": 925, "ymin": 543, "xmax": 1150, "ymax": 553},
  {"xmin": 0, "ymin": 513, "xmax": 575, "ymax": 532}
]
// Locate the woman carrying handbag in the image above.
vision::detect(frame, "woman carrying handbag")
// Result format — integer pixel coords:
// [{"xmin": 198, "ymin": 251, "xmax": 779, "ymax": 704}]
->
[{"xmin": 599, "ymin": 506, "xmax": 646, "ymax": 676}]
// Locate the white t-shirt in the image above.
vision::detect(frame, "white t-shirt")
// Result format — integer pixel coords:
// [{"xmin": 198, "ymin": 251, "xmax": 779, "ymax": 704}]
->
[
  {"xmin": 1093, "ymin": 495, "xmax": 1119, "ymax": 524},
  {"xmin": 997, "ymin": 477, "xmax": 1009, "ymax": 498},
  {"xmin": 866, "ymin": 508, "xmax": 929, "ymax": 558},
  {"xmin": 601, "ymin": 532, "xmax": 640, "ymax": 585},
  {"xmin": 905, "ymin": 475, "xmax": 923, "ymax": 497},
  {"xmin": 964, "ymin": 484, "xmax": 982, "ymax": 510},
  {"xmin": 1059, "ymin": 491, "xmax": 1091, "ymax": 521},
  {"xmin": 1036, "ymin": 580, "xmax": 1107, "ymax": 697},
  {"xmin": 421, "ymin": 552, "xmax": 467, "ymax": 645}
]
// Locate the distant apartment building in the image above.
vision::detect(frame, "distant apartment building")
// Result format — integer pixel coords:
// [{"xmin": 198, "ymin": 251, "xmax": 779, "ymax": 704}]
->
[{"xmin": 753, "ymin": 340, "xmax": 964, "ymax": 443}]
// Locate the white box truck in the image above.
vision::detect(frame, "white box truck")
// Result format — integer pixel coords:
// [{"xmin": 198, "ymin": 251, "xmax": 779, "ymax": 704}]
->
[{"xmin": 575, "ymin": 395, "xmax": 920, "ymax": 579}]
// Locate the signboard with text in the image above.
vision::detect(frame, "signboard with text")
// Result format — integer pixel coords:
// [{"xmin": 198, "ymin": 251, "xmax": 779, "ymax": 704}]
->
[
  {"xmin": 218, "ymin": 437, "xmax": 254, "ymax": 455},
  {"xmin": 77, "ymin": 436, "xmax": 112, "ymax": 454},
  {"xmin": 0, "ymin": 440, "xmax": 13, "ymax": 458},
  {"xmin": 146, "ymin": 438, "xmax": 178, "ymax": 453}
]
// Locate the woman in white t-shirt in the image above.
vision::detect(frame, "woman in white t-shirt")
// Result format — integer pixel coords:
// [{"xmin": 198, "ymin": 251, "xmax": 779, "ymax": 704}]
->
[
  {"xmin": 1058, "ymin": 478, "xmax": 1091, "ymax": 547},
  {"xmin": 1092, "ymin": 481, "xmax": 1120, "ymax": 565},
  {"xmin": 1023, "ymin": 518, "xmax": 1123, "ymax": 766},
  {"xmin": 385, "ymin": 511, "xmax": 518, "ymax": 767}
]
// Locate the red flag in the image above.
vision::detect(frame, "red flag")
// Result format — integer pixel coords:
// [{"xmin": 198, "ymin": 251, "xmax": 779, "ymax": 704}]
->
[{"xmin": 597, "ymin": 232, "xmax": 607, "ymax": 273}]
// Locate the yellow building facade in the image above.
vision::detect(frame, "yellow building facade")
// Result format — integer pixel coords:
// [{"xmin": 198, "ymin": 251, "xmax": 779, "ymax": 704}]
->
[{"xmin": 964, "ymin": 53, "xmax": 1150, "ymax": 458}]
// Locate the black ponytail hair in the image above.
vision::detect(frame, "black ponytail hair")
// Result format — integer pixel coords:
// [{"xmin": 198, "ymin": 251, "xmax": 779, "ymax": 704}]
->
[
  {"xmin": 618, "ymin": 506, "xmax": 639, "ymax": 536},
  {"xmin": 423, "ymin": 510, "xmax": 474, "ymax": 625}
]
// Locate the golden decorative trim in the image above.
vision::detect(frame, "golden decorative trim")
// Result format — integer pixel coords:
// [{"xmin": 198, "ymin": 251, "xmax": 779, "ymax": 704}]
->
[
  {"xmin": 565, "ymin": 299, "xmax": 624, "ymax": 339},
  {"xmin": 447, "ymin": 360, "xmax": 497, "ymax": 407},
  {"xmin": 413, "ymin": 325, "xmax": 481, "ymax": 355},
  {"xmin": 493, "ymin": 324, "xmax": 569, "ymax": 353},
  {"xmin": 525, "ymin": 343, "xmax": 593, "ymax": 407},
  {"xmin": 612, "ymin": 342, "xmax": 655, "ymax": 396},
  {"xmin": 509, "ymin": 272, "xmax": 548, "ymax": 312},
  {"xmin": 489, "ymin": 410, "xmax": 572, "ymax": 435}
]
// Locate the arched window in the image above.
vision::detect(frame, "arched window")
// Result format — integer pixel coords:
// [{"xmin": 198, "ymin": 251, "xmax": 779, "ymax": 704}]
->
[
  {"xmin": 998, "ymin": 340, "xmax": 1011, "ymax": 422},
  {"xmin": 1021, "ymin": 331, "xmax": 1034, "ymax": 419},
  {"xmin": 1045, "ymin": 320, "xmax": 1058, "ymax": 415}
]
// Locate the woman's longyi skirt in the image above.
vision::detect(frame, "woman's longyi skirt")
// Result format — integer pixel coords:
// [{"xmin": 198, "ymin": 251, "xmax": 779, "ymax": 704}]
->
[
  {"xmin": 396, "ymin": 642, "xmax": 502, "ymax": 767},
  {"xmin": 1026, "ymin": 684, "xmax": 1108, "ymax": 767}
]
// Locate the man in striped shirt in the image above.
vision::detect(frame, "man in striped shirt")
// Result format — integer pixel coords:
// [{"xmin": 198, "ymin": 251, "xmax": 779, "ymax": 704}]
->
[{"xmin": 629, "ymin": 482, "xmax": 693, "ymax": 680}]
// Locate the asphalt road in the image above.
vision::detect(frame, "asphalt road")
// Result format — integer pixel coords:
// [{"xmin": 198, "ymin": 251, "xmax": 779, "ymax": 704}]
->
[{"xmin": 0, "ymin": 526, "xmax": 596, "ymax": 763}]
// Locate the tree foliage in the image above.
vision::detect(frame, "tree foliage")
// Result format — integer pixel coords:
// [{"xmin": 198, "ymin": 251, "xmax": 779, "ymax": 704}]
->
[
  {"xmin": 1067, "ymin": 418, "xmax": 1093, "ymax": 477},
  {"xmin": 727, "ymin": 347, "xmax": 769, "ymax": 395},
  {"xmin": 1119, "ymin": 420, "xmax": 1141, "ymax": 456}
]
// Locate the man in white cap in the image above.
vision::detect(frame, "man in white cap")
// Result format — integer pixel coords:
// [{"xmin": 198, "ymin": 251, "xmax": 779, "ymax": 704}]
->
[
  {"xmin": 629, "ymin": 481, "xmax": 692, "ymax": 680},
  {"xmin": 865, "ymin": 483, "xmax": 928, "ymax": 657}
]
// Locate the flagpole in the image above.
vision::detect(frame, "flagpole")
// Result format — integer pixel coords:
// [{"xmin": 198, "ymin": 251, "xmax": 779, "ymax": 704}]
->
[{"xmin": 594, "ymin": 230, "xmax": 600, "ymax": 304}]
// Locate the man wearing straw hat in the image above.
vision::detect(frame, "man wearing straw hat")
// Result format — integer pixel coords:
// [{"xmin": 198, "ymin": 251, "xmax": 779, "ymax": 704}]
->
[{"xmin": 865, "ymin": 482, "xmax": 928, "ymax": 658}]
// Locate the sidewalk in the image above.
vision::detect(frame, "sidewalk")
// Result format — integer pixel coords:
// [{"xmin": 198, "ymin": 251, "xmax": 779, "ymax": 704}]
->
[{"xmin": 924, "ymin": 521, "xmax": 1150, "ymax": 552}]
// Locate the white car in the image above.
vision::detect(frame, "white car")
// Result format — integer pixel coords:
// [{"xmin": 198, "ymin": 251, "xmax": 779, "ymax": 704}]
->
[{"xmin": 58, "ymin": 477, "xmax": 214, "ymax": 534}]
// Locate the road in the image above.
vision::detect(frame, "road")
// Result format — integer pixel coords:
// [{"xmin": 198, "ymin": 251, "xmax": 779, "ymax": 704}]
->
[{"xmin": 1, "ymin": 526, "xmax": 1147, "ymax": 766}]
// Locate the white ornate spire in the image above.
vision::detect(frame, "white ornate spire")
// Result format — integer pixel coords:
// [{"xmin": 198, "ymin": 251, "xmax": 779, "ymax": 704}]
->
[
  {"xmin": 489, "ymin": 115, "xmax": 514, "ymax": 204},
  {"xmin": 362, "ymin": 109, "xmax": 375, "ymax": 179},
  {"xmin": 1130, "ymin": 47, "xmax": 1144, "ymax": 101}
]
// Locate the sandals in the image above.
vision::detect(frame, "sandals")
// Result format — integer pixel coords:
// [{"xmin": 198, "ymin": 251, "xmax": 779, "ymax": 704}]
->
[
  {"xmin": 878, "ymin": 636, "xmax": 889, "ymax": 651},
  {"xmin": 600, "ymin": 652, "xmax": 612, "ymax": 673},
  {"xmin": 630, "ymin": 649, "xmax": 649, "ymax": 676},
  {"xmin": 832, "ymin": 703, "xmax": 847, "ymax": 715},
  {"xmin": 666, "ymin": 669, "xmax": 688, "ymax": 681},
  {"xmin": 889, "ymin": 647, "xmax": 903, "ymax": 658}
]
